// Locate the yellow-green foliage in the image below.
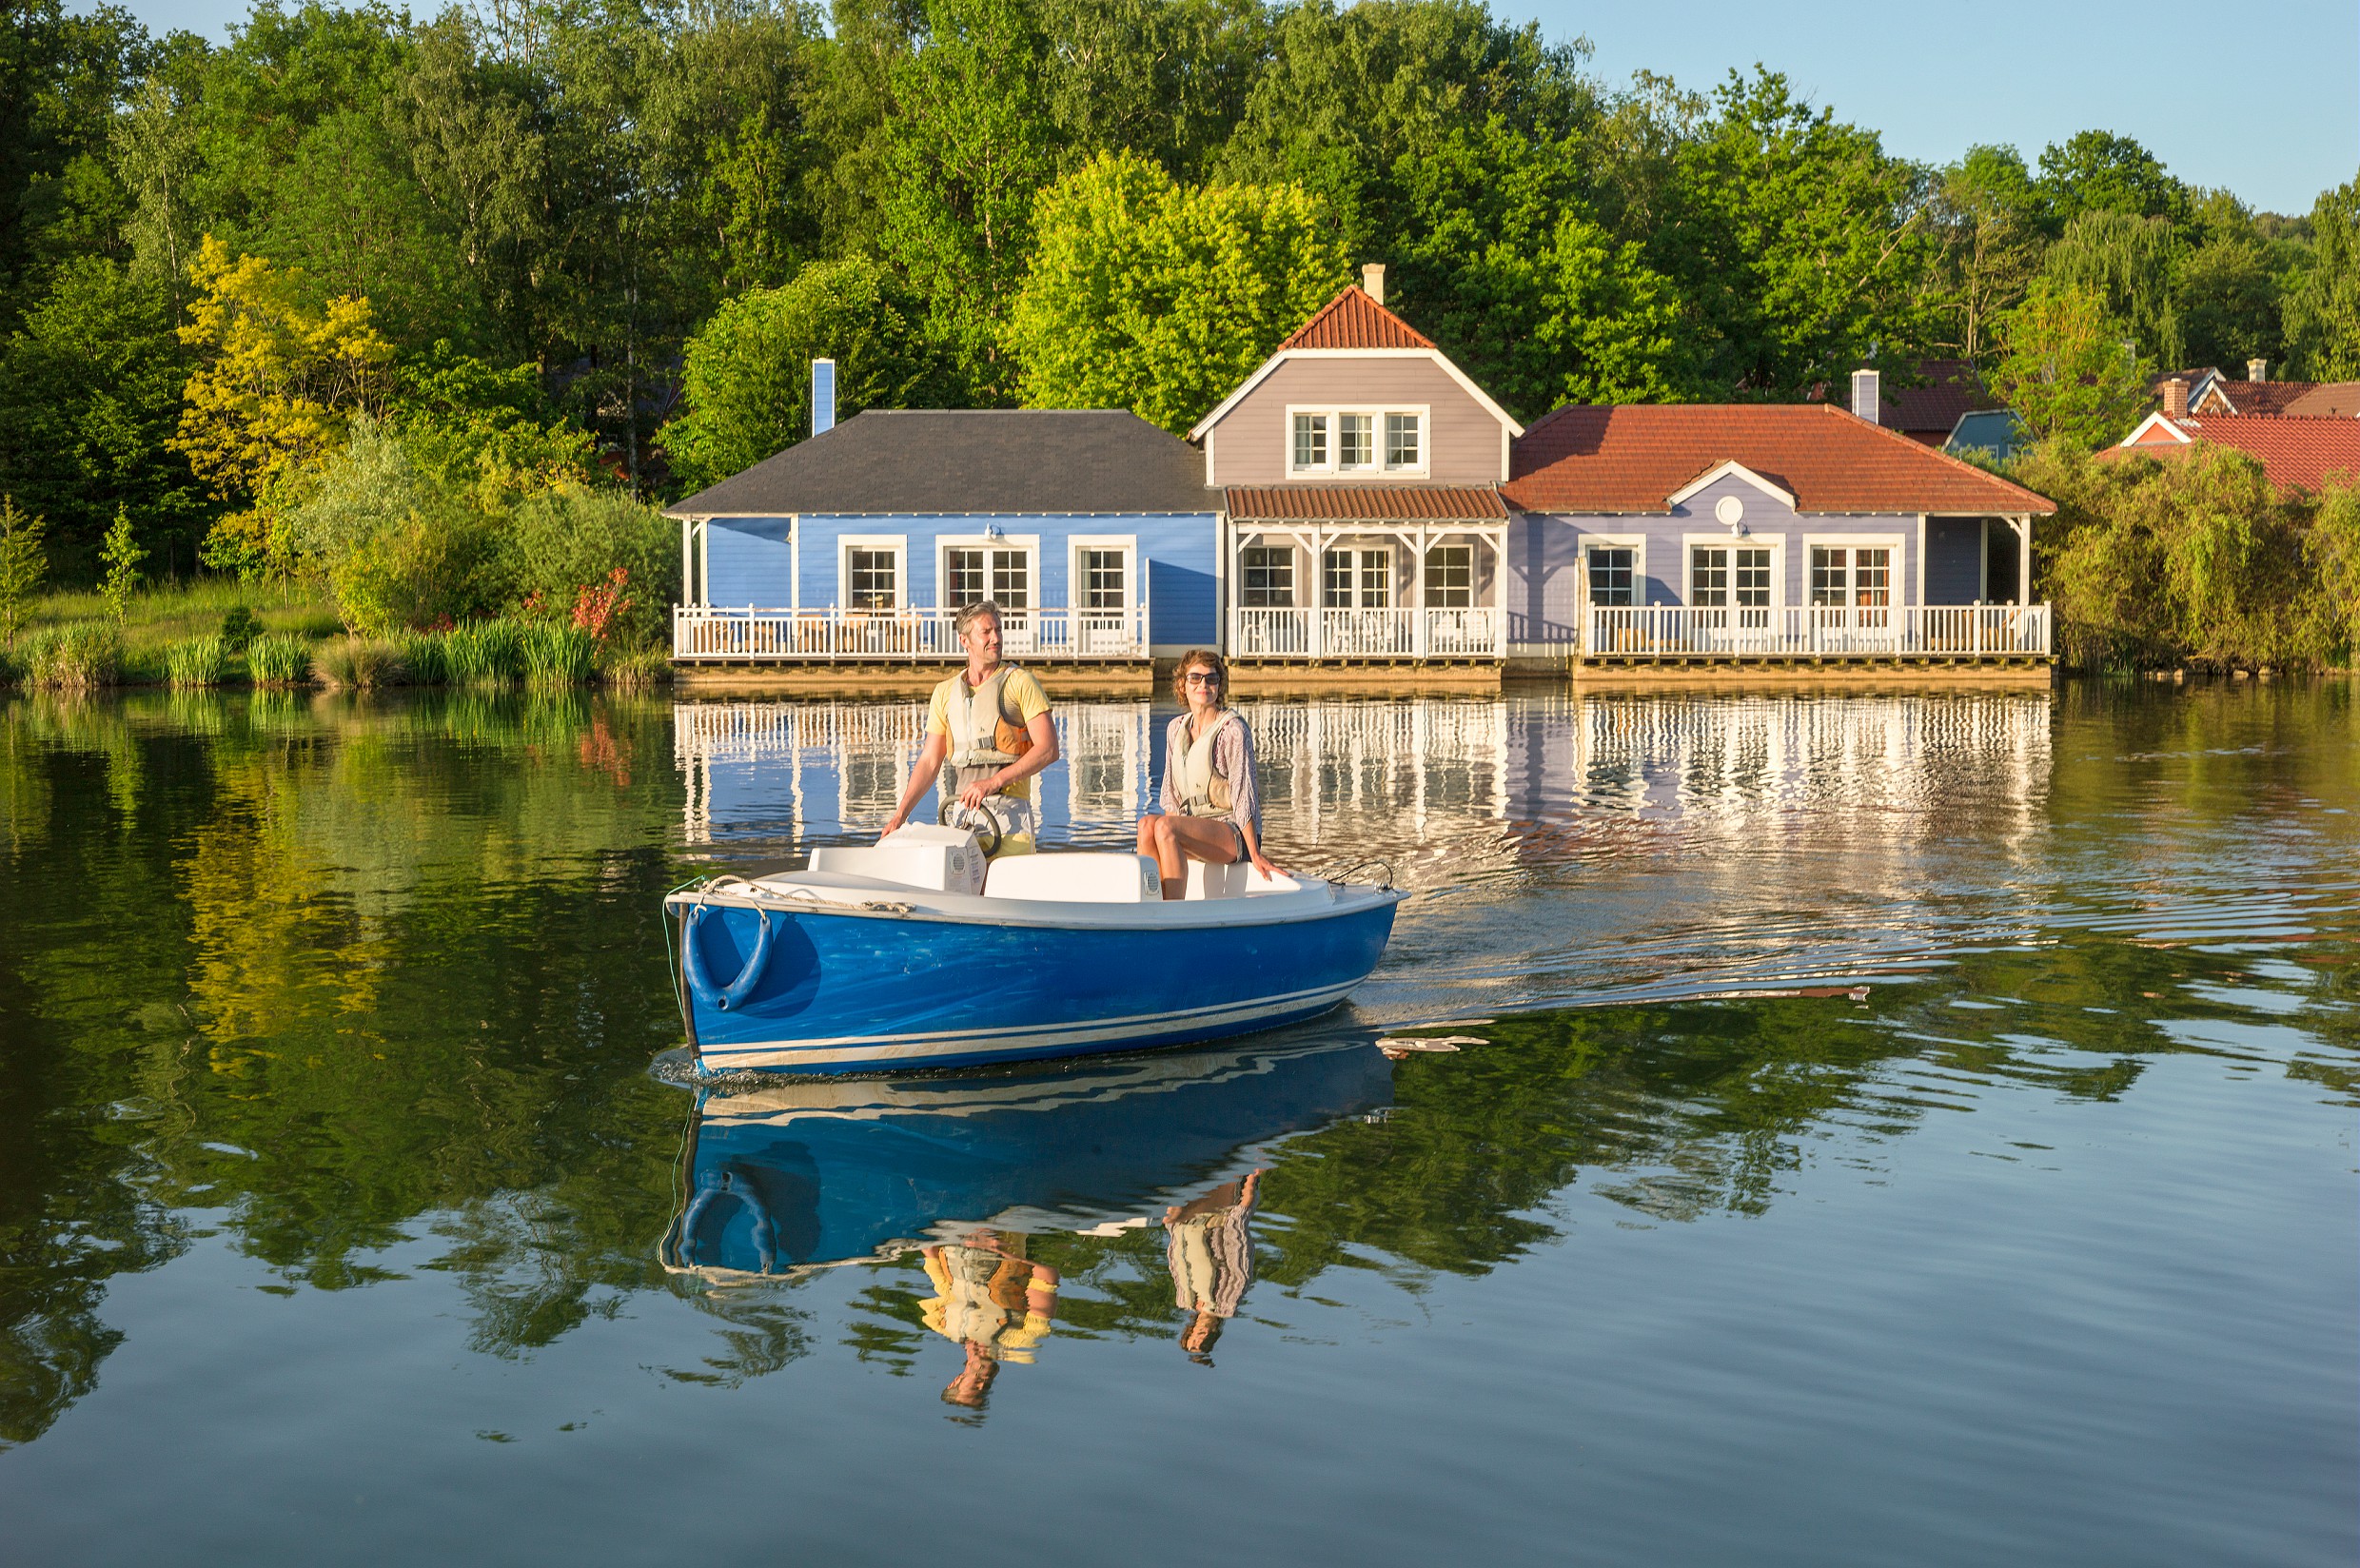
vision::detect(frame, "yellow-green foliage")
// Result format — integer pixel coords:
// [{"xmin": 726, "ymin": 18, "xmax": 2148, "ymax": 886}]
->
[
  {"xmin": 314, "ymin": 636, "xmax": 405, "ymax": 689},
  {"xmin": 247, "ymin": 634, "xmax": 313, "ymax": 685},
  {"xmin": 2014, "ymin": 441, "xmax": 2359, "ymax": 670},
  {"xmin": 22, "ymin": 622, "xmax": 125, "ymax": 688}
]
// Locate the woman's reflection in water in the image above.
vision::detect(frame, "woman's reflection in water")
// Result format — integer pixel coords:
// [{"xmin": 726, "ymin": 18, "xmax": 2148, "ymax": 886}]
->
[
  {"xmin": 920, "ymin": 1229, "xmax": 1060, "ymax": 1414},
  {"xmin": 1166, "ymin": 1170, "xmax": 1262, "ymax": 1364}
]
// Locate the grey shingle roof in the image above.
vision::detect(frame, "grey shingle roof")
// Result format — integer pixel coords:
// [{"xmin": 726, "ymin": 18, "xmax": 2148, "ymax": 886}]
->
[{"xmin": 663, "ymin": 409, "xmax": 1216, "ymax": 517}]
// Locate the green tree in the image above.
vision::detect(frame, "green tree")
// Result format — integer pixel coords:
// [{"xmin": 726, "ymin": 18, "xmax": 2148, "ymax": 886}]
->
[
  {"xmin": 1213, "ymin": 0, "xmax": 1596, "ymax": 256},
  {"xmin": 99, "ymin": 503, "xmax": 145, "ymax": 618},
  {"xmin": 662, "ymin": 259, "xmax": 941, "ymax": 490},
  {"xmin": 2282, "ymin": 176, "xmax": 2360, "ymax": 379},
  {"xmin": 1990, "ymin": 278, "xmax": 2149, "ymax": 450},
  {"xmin": 0, "ymin": 497, "xmax": 49, "ymax": 645},
  {"xmin": 2041, "ymin": 208, "xmax": 2184, "ymax": 369},
  {"xmin": 1381, "ymin": 120, "xmax": 1695, "ymax": 418},
  {"xmin": 1006, "ymin": 152, "xmax": 1349, "ymax": 432},
  {"xmin": 1922, "ymin": 146, "xmax": 2047, "ymax": 363},
  {"xmin": 2036, "ymin": 129, "xmax": 2188, "ymax": 226},
  {"xmin": 0, "ymin": 255, "xmax": 208, "ymax": 581},
  {"xmin": 504, "ymin": 484, "xmax": 680, "ymax": 647},
  {"xmin": 875, "ymin": 0, "xmax": 1058, "ymax": 400},
  {"xmin": 1649, "ymin": 69, "xmax": 1934, "ymax": 398}
]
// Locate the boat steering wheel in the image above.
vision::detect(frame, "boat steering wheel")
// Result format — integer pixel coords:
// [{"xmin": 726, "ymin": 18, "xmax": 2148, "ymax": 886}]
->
[{"xmin": 937, "ymin": 798, "xmax": 1006, "ymax": 857}]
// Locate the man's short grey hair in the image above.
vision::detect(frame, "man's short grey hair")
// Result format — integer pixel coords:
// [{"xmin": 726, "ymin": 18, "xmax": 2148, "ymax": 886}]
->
[{"xmin": 954, "ymin": 600, "xmax": 1001, "ymax": 637}]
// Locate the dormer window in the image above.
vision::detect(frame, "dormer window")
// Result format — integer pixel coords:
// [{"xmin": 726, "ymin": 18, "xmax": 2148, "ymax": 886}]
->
[{"xmin": 1287, "ymin": 406, "xmax": 1429, "ymax": 476}]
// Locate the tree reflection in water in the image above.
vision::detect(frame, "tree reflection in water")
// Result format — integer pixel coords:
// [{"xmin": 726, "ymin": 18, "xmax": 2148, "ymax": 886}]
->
[{"xmin": 0, "ymin": 683, "xmax": 2350, "ymax": 1438}]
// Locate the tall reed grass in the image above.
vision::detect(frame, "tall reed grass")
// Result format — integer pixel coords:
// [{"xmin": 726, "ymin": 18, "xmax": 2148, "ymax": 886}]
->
[
  {"xmin": 248, "ymin": 634, "xmax": 314, "ymax": 685},
  {"xmin": 446, "ymin": 618, "xmax": 525, "ymax": 683},
  {"xmin": 521, "ymin": 621, "xmax": 597, "ymax": 686},
  {"xmin": 164, "ymin": 634, "xmax": 231, "ymax": 688},
  {"xmin": 21, "ymin": 622, "xmax": 125, "ymax": 690},
  {"xmin": 315, "ymin": 637, "xmax": 406, "ymax": 690}
]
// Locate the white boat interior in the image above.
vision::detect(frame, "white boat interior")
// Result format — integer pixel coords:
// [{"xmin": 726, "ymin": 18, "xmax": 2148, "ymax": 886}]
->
[{"xmin": 674, "ymin": 823, "xmax": 1391, "ymax": 928}]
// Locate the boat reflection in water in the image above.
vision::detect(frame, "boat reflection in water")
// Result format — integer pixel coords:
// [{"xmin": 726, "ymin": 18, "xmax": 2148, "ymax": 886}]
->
[{"xmin": 662, "ymin": 1037, "xmax": 1394, "ymax": 1406}]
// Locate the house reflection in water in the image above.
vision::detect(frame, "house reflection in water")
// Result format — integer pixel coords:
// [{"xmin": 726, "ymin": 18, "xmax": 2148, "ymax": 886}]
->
[
  {"xmin": 674, "ymin": 693, "xmax": 2051, "ymax": 883},
  {"xmin": 661, "ymin": 1040, "xmax": 1393, "ymax": 1411}
]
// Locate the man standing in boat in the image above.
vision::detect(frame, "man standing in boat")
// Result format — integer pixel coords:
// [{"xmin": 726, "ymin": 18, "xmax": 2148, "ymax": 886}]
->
[{"xmin": 882, "ymin": 600, "xmax": 1060, "ymax": 857}]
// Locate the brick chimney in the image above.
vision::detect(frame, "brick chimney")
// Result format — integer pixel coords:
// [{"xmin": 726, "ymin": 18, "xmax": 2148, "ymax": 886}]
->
[
  {"xmin": 2162, "ymin": 377, "xmax": 2189, "ymax": 419},
  {"xmin": 2247, "ymin": 358, "xmax": 2267, "ymax": 383},
  {"xmin": 1851, "ymin": 367, "xmax": 1880, "ymax": 424},
  {"xmin": 1361, "ymin": 263, "xmax": 1386, "ymax": 306}
]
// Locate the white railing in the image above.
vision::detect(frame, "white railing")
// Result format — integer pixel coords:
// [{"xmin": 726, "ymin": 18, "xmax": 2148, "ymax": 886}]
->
[
  {"xmin": 1583, "ymin": 604, "xmax": 2051, "ymax": 659},
  {"xmin": 674, "ymin": 605, "xmax": 1150, "ymax": 661},
  {"xmin": 1230, "ymin": 606, "xmax": 1505, "ymax": 660}
]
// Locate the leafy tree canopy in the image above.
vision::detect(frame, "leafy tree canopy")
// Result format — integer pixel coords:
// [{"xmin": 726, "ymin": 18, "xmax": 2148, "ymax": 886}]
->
[{"xmin": 1006, "ymin": 151, "xmax": 1348, "ymax": 432}]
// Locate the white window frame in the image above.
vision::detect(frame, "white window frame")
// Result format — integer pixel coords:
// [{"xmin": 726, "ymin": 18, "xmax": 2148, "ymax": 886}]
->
[
  {"xmin": 1067, "ymin": 534, "xmax": 1139, "ymax": 613},
  {"xmin": 1239, "ymin": 542, "xmax": 1299, "ymax": 607},
  {"xmin": 1803, "ymin": 533, "xmax": 1906, "ymax": 608},
  {"xmin": 934, "ymin": 533, "xmax": 1041, "ymax": 613},
  {"xmin": 1579, "ymin": 533, "xmax": 1648, "ymax": 607},
  {"xmin": 1284, "ymin": 404, "xmax": 1432, "ymax": 478},
  {"xmin": 838, "ymin": 533, "xmax": 908, "ymax": 611},
  {"xmin": 1682, "ymin": 533, "xmax": 1785, "ymax": 610}
]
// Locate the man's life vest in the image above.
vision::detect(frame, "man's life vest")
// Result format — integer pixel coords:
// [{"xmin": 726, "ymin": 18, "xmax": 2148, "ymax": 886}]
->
[
  {"xmin": 940, "ymin": 666, "xmax": 1034, "ymax": 794},
  {"xmin": 1178, "ymin": 711, "xmax": 1235, "ymax": 817}
]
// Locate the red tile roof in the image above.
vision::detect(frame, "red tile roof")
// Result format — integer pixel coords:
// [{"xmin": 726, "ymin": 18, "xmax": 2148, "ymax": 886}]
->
[
  {"xmin": 1275, "ymin": 287, "xmax": 1437, "ymax": 351},
  {"xmin": 1877, "ymin": 359, "xmax": 1998, "ymax": 437},
  {"xmin": 1226, "ymin": 484, "xmax": 1506, "ymax": 522},
  {"xmin": 2099, "ymin": 415, "xmax": 2360, "ymax": 493},
  {"xmin": 1504, "ymin": 404, "xmax": 2056, "ymax": 516},
  {"xmin": 2180, "ymin": 379, "xmax": 2350, "ymax": 415}
]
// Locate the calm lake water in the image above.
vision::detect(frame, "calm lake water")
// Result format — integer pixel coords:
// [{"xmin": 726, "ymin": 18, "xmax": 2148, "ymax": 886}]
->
[{"xmin": 1, "ymin": 680, "xmax": 2352, "ymax": 1566}]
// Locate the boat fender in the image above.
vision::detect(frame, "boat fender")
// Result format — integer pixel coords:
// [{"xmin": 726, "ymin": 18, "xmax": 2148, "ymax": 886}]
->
[{"xmin": 685, "ymin": 904, "xmax": 777, "ymax": 1011}]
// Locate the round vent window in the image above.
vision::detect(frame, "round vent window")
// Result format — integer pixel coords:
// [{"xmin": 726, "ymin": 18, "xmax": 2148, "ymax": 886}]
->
[{"xmin": 1715, "ymin": 495, "xmax": 1745, "ymax": 526}]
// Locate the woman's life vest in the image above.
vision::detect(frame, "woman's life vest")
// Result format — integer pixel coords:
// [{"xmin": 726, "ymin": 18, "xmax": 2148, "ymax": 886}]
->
[
  {"xmin": 941, "ymin": 666, "xmax": 1034, "ymax": 795},
  {"xmin": 1178, "ymin": 711, "xmax": 1235, "ymax": 817}
]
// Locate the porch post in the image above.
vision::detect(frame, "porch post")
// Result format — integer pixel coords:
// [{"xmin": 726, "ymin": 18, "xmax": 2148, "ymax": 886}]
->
[
  {"xmin": 1308, "ymin": 526, "xmax": 1328, "ymax": 660},
  {"xmin": 2016, "ymin": 515, "xmax": 2032, "ymax": 608},
  {"xmin": 1412, "ymin": 525, "xmax": 1430, "ymax": 659},
  {"xmin": 1492, "ymin": 523, "xmax": 1508, "ymax": 657},
  {"xmin": 680, "ymin": 515, "xmax": 696, "ymax": 608}
]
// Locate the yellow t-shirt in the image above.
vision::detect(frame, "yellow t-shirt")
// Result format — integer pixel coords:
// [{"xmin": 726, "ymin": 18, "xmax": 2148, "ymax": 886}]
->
[{"xmin": 926, "ymin": 666, "xmax": 1050, "ymax": 803}]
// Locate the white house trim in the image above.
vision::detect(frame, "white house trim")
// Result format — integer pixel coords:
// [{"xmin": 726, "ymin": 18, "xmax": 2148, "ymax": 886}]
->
[
  {"xmin": 1187, "ymin": 347, "xmax": 1525, "ymax": 447},
  {"xmin": 1667, "ymin": 461, "xmax": 1798, "ymax": 510},
  {"xmin": 1801, "ymin": 532, "xmax": 1909, "ymax": 606},
  {"xmin": 2118, "ymin": 412, "xmax": 2195, "ymax": 447},
  {"xmin": 1282, "ymin": 403, "xmax": 1433, "ymax": 478}
]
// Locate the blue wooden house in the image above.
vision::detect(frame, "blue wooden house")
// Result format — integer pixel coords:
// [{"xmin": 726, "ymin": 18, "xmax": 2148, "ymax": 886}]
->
[{"xmin": 670, "ymin": 404, "xmax": 1219, "ymax": 663}]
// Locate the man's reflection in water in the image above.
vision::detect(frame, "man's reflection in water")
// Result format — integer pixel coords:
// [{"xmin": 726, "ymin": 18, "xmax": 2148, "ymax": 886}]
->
[
  {"xmin": 919, "ymin": 1229, "xmax": 1060, "ymax": 1413},
  {"xmin": 1165, "ymin": 1169, "xmax": 1262, "ymax": 1364}
]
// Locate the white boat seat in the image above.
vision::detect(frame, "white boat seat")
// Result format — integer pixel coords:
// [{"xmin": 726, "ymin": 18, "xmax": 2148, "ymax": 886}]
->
[
  {"xmin": 984, "ymin": 853, "xmax": 1161, "ymax": 904},
  {"xmin": 1185, "ymin": 859, "xmax": 1248, "ymax": 900}
]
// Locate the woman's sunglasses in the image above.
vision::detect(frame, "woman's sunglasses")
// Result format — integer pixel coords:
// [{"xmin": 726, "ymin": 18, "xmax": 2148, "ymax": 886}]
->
[{"xmin": 1185, "ymin": 671, "xmax": 1224, "ymax": 686}]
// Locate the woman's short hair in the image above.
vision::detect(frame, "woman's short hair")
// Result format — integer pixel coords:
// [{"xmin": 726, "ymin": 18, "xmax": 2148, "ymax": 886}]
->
[
  {"xmin": 954, "ymin": 600, "xmax": 1001, "ymax": 637},
  {"xmin": 1170, "ymin": 648, "xmax": 1229, "ymax": 705}
]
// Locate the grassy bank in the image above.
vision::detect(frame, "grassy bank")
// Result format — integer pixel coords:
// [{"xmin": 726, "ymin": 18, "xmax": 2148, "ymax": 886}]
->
[{"xmin": 3, "ymin": 583, "xmax": 670, "ymax": 693}]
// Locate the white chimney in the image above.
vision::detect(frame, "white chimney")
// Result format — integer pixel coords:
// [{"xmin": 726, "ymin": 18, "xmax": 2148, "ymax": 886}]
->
[
  {"xmin": 2247, "ymin": 358, "xmax": 2267, "ymax": 383},
  {"xmin": 1851, "ymin": 368, "xmax": 1880, "ymax": 424},
  {"xmin": 812, "ymin": 358, "xmax": 836, "ymax": 435},
  {"xmin": 1362, "ymin": 264, "xmax": 1386, "ymax": 306}
]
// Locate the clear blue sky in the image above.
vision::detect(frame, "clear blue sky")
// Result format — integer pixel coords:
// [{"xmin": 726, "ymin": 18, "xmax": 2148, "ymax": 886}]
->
[{"xmin": 94, "ymin": 0, "xmax": 2360, "ymax": 216}]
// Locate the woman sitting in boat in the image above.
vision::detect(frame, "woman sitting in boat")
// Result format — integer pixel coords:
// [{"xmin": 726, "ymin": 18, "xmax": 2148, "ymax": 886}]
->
[{"xmin": 1138, "ymin": 649, "xmax": 1280, "ymax": 900}]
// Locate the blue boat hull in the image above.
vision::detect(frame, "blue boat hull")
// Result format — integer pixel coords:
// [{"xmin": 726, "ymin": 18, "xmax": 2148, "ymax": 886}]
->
[{"xmin": 673, "ymin": 896, "xmax": 1401, "ymax": 1073}]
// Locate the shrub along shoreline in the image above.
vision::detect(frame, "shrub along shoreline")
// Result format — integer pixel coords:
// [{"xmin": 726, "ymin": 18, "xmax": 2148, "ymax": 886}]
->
[{"xmin": 4, "ymin": 612, "xmax": 671, "ymax": 693}]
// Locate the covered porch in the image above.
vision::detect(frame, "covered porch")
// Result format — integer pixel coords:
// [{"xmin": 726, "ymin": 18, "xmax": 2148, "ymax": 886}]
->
[{"xmin": 1225, "ymin": 485, "xmax": 1510, "ymax": 663}]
